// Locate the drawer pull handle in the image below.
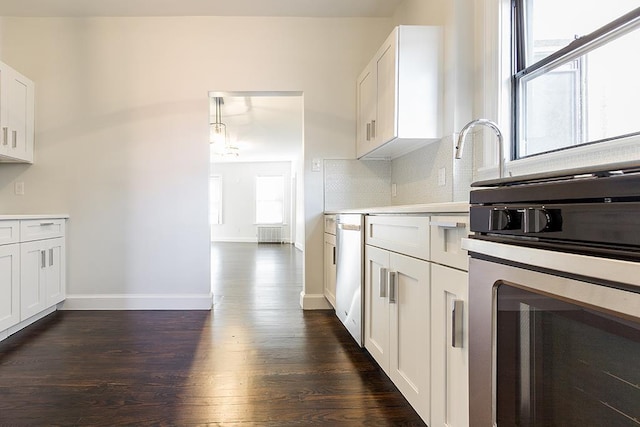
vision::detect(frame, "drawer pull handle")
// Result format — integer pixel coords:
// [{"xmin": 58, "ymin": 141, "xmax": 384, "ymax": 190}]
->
[
  {"xmin": 430, "ymin": 220, "xmax": 464, "ymax": 229},
  {"xmin": 378, "ymin": 267, "xmax": 387, "ymax": 298},
  {"xmin": 39, "ymin": 222, "xmax": 55, "ymax": 226},
  {"xmin": 41, "ymin": 250, "xmax": 46, "ymax": 269},
  {"xmin": 332, "ymin": 246, "xmax": 336, "ymax": 265},
  {"xmin": 388, "ymin": 271, "xmax": 397, "ymax": 304},
  {"xmin": 12, "ymin": 130, "xmax": 17, "ymax": 148},
  {"xmin": 452, "ymin": 299, "xmax": 464, "ymax": 348},
  {"xmin": 49, "ymin": 248, "xmax": 54, "ymax": 266},
  {"xmin": 2, "ymin": 127, "xmax": 7, "ymax": 145},
  {"xmin": 371, "ymin": 120, "xmax": 376, "ymax": 139}
]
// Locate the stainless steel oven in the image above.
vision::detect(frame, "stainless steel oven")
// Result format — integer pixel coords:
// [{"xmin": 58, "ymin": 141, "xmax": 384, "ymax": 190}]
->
[{"xmin": 464, "ymin": 168, "xmax": 640, "ymax": 427}]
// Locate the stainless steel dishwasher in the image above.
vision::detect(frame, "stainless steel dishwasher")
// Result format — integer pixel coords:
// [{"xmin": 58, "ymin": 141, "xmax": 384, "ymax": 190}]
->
[{"xmin": 335, "ymin": 213, "xmax": 364, "ymax": 346}]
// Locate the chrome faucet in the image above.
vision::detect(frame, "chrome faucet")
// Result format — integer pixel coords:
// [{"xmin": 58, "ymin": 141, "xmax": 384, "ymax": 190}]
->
[{"xmin": 455, "ymin": 118, "xmax": 505, "ymax": 179}]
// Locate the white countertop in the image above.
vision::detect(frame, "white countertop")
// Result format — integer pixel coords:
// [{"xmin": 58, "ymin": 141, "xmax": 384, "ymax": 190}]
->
[
  {"xmin": 326, "ymin": 201, "xmax": 469, "ymax": 215},
  {"xmin": 0, "ymin": 214, "xmax": 69, "ymax": 220}
]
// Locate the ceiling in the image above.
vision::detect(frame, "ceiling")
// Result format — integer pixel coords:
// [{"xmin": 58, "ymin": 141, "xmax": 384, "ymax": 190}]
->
[
  {"xmin": 210, "ymin": 94, "xmax": 303, "ymax": 164},
  {"xmin": 0, "ymin": 0, "xmax": 404, "ymax": 18}
]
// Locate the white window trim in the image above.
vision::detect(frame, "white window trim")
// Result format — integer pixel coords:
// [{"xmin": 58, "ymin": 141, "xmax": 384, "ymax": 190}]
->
[{"xmin": 476, "ymin": 0, "xmax": 640, "ymax": 182}]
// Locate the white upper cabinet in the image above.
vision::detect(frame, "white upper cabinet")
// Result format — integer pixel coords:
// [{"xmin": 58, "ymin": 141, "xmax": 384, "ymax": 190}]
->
[
  {"xmin": 356, "ymin": 25, "xmax": 443, "ymax": 160},
  {"xmin": 0, "ymin": 61, "xmax": 35, "ymax": 163}
]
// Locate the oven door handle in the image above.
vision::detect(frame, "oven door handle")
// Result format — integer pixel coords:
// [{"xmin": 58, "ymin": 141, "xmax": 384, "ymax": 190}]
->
[{"xmin": 452, "ymin": 299, "xmax": 464, "ymax": 348}]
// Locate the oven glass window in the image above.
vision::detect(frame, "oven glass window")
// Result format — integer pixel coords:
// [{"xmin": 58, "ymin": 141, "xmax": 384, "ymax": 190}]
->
[{"xmin": 496, "ymin": 284, "xmax": 640, "ymax": 426}]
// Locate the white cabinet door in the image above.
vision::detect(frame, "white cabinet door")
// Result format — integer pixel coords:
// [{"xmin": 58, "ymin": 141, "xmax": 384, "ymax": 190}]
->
[
  {"xmin": 0, "ymin": 244, "xmax": 20, "ymax": 331},
  {"xmin": 364, "ymin": 244, "xmax": 391, "ymax": 373},
  {"xmin": 20, "ymin": 237, "xmax": 64, "ymax": 321},
  {"xmin": 375, "ymin": 35, "xmax": 397, "ymax": 146},
  {"xmin": 323, "ymin": 233, "xmax": 337, "ymax": 308},
  {"xmin": 431, "ymin": 263, "xmax": 469, "ymax": 427},
  {"xmin": 20, "ymin": 240, "xmax": 47, "ymax": 320},
  {"xmin": 0, "ymin": 62, "xmax": 35, "ymax": 163},
  {"xmin": 356, "ymin": 63, "xmax": 376, "ymax": 158},
  {"xmin": 389, "ymin": 252, "xmax": 431, "ymax": 423},
  {"xmin": 45, "ymin": 238, "xmax": 66, "ymax": 306}
]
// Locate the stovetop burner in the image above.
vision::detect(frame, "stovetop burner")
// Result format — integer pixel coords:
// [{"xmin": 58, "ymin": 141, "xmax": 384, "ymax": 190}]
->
[
  {"xmin": 470, "ymin": 162, "xmax": 640, "ymax": 205},
  {"xmin": 471, "ymin": 159, "xmax": 640, "ymax": 188}
]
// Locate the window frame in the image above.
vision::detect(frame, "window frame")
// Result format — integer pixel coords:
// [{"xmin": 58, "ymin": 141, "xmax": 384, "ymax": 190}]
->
[
  {"xmin": 511, "ymin": 3, "xmax": 640, "ymax": 160},
  {"xmin": 255, "ymin": 175, "xmax": 285, "ymax": 225}
]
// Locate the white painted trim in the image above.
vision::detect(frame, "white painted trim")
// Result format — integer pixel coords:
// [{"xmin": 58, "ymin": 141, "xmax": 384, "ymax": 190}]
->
[
  {"xmin": 211, "ymin": 237, "xmax": 293, "ymax": 244},
  {"xmin": 299, "ymin": 291, "xmax": 332, "ymax": 310},
  {"xmin": 61, "ymin": 294, "xmax": 213, "ymax": 310}
]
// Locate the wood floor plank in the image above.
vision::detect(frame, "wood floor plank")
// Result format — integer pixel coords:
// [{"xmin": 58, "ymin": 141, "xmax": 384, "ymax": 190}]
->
[{"xmin": 0, "ymin": 242, "xmax": 425, "ymax": 425}]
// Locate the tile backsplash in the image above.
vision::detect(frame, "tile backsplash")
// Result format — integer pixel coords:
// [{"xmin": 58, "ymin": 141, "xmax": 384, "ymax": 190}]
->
[
  {"xmin": 324, "ymin": 159, "xmax": 391, "ymax": 211},
  {"xmin": 323, "ymin": 136, "xmax": 474, "ymax": 211}
]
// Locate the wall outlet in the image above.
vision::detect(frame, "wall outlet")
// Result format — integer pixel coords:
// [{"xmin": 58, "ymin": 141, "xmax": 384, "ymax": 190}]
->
[
  {"xmin": 438, "ymin": 168, "xmax": 446, "ymax": 186},
  {"xmin": 14, "ymin": 181, "xmax": 24, "ymax": 195},
  {"xmin": 312, "ymin": 158, "xmax": 322, "ymax": 172}
]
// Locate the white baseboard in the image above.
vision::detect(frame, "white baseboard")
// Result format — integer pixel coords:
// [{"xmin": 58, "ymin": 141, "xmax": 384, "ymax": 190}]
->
[
  {"xmin": 61, "ymin": 293, "xmax": 213, "ymax": 310},
  {"xmin": 211, "ymin": 237, "xmax": 256, "ymax": 243},
  {"xmin": 299, "ymin": 291, "xmax": 332, "ymax": 310}
]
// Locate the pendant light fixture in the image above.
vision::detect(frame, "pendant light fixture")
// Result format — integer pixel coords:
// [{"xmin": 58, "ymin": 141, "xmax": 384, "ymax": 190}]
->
[
  {"xmin": 210, "ymin": 96, "xmax": 240, "ymax": 157},
  {"xmin": 210, "ymin": 97, "xmax": 227, "ymax": 146}
]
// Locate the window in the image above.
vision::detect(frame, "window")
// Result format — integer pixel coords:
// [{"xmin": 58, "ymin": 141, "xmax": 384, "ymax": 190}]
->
[
  {"xmin": 513, "ymin": 1, "xmax": 640, "ymax": 159},
  {"xmin": 210, "ymin": 175, "xmax": 222, "ymax": 225},
  {"xmin": 255, "ymin": 176, "xmax": 284, "ymax": 224}
]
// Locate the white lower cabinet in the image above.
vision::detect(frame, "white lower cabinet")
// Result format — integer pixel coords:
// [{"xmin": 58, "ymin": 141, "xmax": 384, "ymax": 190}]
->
[
  {"xmin": 0, "ymin": 243, "xmax": 20, "ymax": 331},
  {"xmin": 0, "ymin": 217, "xmax": 67, "ymax": 342},
  {"xmin": 365, "ymin": 244, "xmax": 430, "ymax": 423},
  {"xmin": 430, "ymin": 263, "xmax": 469, "ymax": 427},
  {"xmin": 21, "ymin": 237, "xmax": 65, "ymax": 321}
]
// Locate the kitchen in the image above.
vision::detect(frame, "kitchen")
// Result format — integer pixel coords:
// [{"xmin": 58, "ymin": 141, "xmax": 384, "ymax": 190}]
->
[{"xmin": 0, "ymin": 0, "xmax": 639, "ymax": 426}]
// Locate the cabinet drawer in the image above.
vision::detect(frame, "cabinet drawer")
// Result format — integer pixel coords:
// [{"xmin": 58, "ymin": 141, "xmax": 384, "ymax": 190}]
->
[
  {"xmin": 430, "ymin": 215, "xmax": 469, "ymax": 271},
  {"xmin": 324, "ymin": 214, "xmax": 336, "ymax": 235},
  {"xmin": 20, "ymin": 219, "xmax": 65, "ymax": 242},
  {"xmin": 365, "ymin": 215, "xmax": 430, "ymax": 260},
  {"xmin": 0, "ymin": 221, "xmax": 20, "ymax": 245}
]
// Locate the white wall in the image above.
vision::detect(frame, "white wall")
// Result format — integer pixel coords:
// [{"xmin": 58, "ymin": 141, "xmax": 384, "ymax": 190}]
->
[
  {"xmin": 0, "ymin": 16, "xmax": 390, "ymax": 309},
  {"xmin": 211, "ymin": 161, "xmax": 292, "ymax": 243}
]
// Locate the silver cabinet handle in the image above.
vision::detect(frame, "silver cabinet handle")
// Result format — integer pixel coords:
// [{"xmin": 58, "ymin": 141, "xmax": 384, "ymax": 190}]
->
[
  {"xmin": 388, "ymin": 271, "xmax": 397, "ymax": 304},
  {"xmin": 452, "ymin": 299, "xmax": 464, "ymax": 348},
  {"xmin": 332, "ymin": 246, "xmax": 336, "ymax": 265},
  {"xmin": 371, "ymin": 119, "xmax": 376, "ymax": 139},
  {"xmin": 337, "ymin": 223, "xmax": 361, "ymax": 231},
  {"xmin": 378, "ymin": 267, "xmax": 387, "ymax": 298},
  {"xmin": 366, "ymin": 122, "xmax": 371, "ymax": 141},
  {"xmin": 49, "ymin": 248, "xmax": 54, "ymax": 267},
  {"xmin": 430, "ymin": 220, "xmax": 464, "ymax": 229},
  {"xmin": 2, "ymin": 127, "xmax": 7, "ymax": 146},
  {"xmin": 40, "ymin": 222, "xmax": 55, "ymax": 226},
  {"xmin": 41, "ymin": 250, "xmax": 46, "ymax": 269},
  {"xmin": 11, "ymin": 130, "xmax": 17, "ymax": 148}
]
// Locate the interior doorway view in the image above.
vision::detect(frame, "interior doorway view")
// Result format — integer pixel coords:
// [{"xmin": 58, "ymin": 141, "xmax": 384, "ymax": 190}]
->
[{"xmin": 208, "ymin": 91, "xmax": 305, "ymax": 295}]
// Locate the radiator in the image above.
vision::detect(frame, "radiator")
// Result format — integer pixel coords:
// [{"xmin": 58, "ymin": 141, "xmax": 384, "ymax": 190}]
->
[{"xmin": 257, "ymin": 226, "xmax": 283, "ymax": 243}]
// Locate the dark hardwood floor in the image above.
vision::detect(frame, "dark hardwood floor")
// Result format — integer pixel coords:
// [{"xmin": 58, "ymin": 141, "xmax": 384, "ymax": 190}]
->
[{"xmin": 0, "ymin": 242, "xmax": 425, "ymax": 426}]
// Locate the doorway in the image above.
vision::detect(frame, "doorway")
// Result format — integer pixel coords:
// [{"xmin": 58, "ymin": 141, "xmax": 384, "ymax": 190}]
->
[{"xmin": 208, "ymin": 91, "xmax": 304, "ymax": 295}]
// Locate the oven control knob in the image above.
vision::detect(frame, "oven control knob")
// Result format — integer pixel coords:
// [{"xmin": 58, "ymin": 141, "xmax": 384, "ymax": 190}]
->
[
  {"xmin": 523, "ymin": 208, "xmax": 551, "ymax": 233},
  {"xmin": 488, "ymin": 208, "xmax": 513, "ymax": 231}
]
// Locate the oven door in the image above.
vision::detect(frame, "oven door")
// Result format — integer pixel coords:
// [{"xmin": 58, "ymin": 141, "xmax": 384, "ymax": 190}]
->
[{"xmin": 465, "ymin": 241, "xmax": 640, "ymax": 427}]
